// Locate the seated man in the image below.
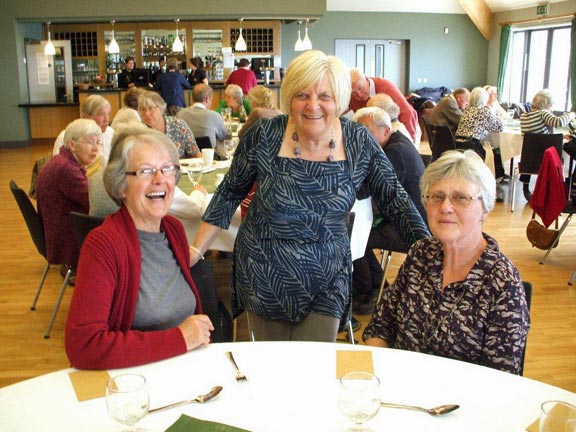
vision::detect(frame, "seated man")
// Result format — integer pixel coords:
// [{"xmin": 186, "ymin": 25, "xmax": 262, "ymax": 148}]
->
[
  {"xmin": 177, "ymin": 84, "xmax": 232, "ymax": 159},
  {"xmin": 429, "ymin": 88, "xmax": 470, "ymax": 135},
  {"xmin": 351, "ymin": 107, "xmax": 427, "ymax": 314}
]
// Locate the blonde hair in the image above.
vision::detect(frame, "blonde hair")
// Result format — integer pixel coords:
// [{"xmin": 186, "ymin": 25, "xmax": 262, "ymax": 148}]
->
[
  {"xmin": 81, "ymin": 95, "xmax": 110, "ymax": 117},
  {"xmin": 367, "ymin": 94, "xmax": 399, "ymax": 120},
  {"xmin": 280, "ymin": 50, "xmax": 350, "ymax": 116},
  {"xmin": 247, "ymin": 85, "xmax": 274, "ymax": 110}
]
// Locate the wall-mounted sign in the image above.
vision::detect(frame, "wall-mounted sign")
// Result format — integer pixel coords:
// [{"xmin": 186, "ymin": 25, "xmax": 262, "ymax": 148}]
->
[{"xmin": 536, "ymin": 3, "xmax": 550, "ymax": 16}]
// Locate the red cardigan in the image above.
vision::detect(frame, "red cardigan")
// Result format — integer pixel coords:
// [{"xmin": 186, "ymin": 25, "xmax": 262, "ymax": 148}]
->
[
  {"xmin": 530, "ymin": 146, "xmax": 567, "ymax": 227},
  {"xmin": 65, "ymin": 206, "xmax": 203, "ymax": 370}
]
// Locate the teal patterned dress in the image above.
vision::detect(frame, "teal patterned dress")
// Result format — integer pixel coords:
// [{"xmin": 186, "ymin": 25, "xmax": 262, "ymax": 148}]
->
[{"xmin": 202, "ymin": 115, "xmax": 429, "ymax": 323}]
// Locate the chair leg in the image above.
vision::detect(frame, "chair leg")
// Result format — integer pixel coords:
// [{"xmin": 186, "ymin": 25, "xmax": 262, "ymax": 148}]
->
[
  {"xmin": 510, "ymin": 169, "xmax": 517, "ymax": 212},
  {"xmin": 569, "ymin": 272, "xmax": 576, "ymax": 285},
  {"xmin": 346, "ymin": 319, "xmax": 356, "ymax": 345},
  {"xmin": 376, "ymin": 250, "xmax": 393, "ymax": 305},
  {"xmin": 232, "ymin": 317, "xmax": 238, "ymax": 342},
  {"xmin": 540, "ymin": 213, "xmax": 572, "ymax": 265},
  {"xmin": 30, "ymin": 262, "xmax": 50, "ymax": 311},
  {"xmin": 44, "ymin": 268, "xmax": 72, "ymax": 339}
]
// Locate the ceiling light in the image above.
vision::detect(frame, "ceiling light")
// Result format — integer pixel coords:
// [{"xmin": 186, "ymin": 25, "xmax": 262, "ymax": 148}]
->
[
  {"xmin": 44, "ymin": 21, "xmax": 56, "ymax": 56},
  {"xmin": 294, "ymin": 21, "xmax": 304, "ymax": 51},
  {"xmin": 172, "ymin": 19, "xmax": 184, "ymax": 53},
  {"xmin": 108, "ymin": 20, "xmax": 120, "ymax": 54},
  {"xmin": 302, "ymin": 19, "xmax": 313, "ymax": 50},
  {"xmin": 235, "ymin": 19, "xmax": 247, "ymax": 52}
]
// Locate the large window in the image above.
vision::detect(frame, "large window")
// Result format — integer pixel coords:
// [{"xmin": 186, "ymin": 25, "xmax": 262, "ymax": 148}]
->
[{"xmin": 502, "ymin": 24, "xmax": 571, "ymax": 111}]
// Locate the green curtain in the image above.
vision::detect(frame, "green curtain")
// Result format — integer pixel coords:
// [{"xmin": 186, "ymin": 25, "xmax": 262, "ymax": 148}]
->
[
  {"xmin": 497, "ymin": 25, "xmax": 511, "ymax": 101},
  {"xmin": 570, "ymin": 17, "xmax": 576, "ymax": 111}
]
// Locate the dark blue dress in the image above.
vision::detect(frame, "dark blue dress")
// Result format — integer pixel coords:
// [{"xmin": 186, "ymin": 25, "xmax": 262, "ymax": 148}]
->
[{"xmin": 203, "ymin": 115, "xmax": 429, "ymax": 323}]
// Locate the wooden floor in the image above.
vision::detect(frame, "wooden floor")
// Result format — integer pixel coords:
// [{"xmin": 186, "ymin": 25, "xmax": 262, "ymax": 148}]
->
[{"xmin": 1, "ymin": 141, "xmax": 575, "ymax": 392}]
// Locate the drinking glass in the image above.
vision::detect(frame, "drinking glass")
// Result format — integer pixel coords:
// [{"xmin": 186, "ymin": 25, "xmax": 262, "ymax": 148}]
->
[
  {"xmin": 338, "ymin": 371, "xmax": 381, "ymax": 432},
  {"xmin": 106, "ymin": 374, "xmax": 149, "ymax": 432},
  {"xmin": 539, "ymin": 400, "xmax": 576, "ymax": 432},
  {"xmin": 223, "ymin": 139, "xmax": 236, "ymax": 160},
  {"xmin": 186, "ymin": 162, "xmax": 203, "ymax": 187}
]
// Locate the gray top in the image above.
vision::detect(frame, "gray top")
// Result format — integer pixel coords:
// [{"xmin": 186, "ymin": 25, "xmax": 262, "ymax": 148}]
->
[
  {"xmin": 132, "ymin": 229, "xmax": 196, "ymax": 331},
  {"xmin": 177, "ymin": 104, "xmax": 232, "ymax": 158}
]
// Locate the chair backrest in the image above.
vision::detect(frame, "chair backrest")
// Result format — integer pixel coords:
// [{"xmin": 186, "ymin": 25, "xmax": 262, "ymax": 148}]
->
[
  {"xmin": 9, "ymin": 180, "xmax": 47, "ymax": 259},
  {"xmin": 519, "ymin": 133, "xmax": 563, "ymax": 175},
  {"xmin": 422, "ymin": 116, "xmax": 434, "ymax": 145},
  {"xmin": 429, "ymin": 124, "xmax": 456, "ymax": 161},
  {"xmin": 195, "ymin": 136, "xmax": 213, "ymax": 150},
  {"xmin": 520, "ymin": 281, "xmax": 532, "ymax": 376},
  {"xmin": 68, "ymin": 211, "xmax": 105, "ymax": 249}
]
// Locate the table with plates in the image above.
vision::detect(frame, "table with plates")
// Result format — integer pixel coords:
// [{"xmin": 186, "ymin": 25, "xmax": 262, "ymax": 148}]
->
[
  {"xmin": 177, "ymin": 160, "xmax": 373, "ymax": 259},
  {"xmin": 1, "ymin": 341, "xmax": 575, "ymax": 431}
]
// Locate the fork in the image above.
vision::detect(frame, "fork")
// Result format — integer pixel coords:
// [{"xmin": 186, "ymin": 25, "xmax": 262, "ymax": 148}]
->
[{"xmin": 225, "ymin": 351, "xmax": 248, "ymax": 381}]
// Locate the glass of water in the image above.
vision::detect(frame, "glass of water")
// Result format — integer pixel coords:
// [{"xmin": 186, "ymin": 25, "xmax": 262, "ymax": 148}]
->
[
  {"xmin": 338, "ymin": 371, "xmax": 381, "ymax": 431},
  {"xmin": 186, "ymin": 162, "xmax": 204, "ymax": 187},
  {"xmin": 106, "ymin": 374, "xmax": 149, "ymax": 432}
]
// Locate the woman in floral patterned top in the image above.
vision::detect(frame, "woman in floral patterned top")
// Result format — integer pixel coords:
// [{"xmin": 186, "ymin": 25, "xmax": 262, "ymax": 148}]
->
[
  {"xmin": 138, "ymin": 90, "xmax": 200, "ymax": 159},
  {"xmin": 364, "ymin": 150, "xmax": 530, "ymax": 375}
]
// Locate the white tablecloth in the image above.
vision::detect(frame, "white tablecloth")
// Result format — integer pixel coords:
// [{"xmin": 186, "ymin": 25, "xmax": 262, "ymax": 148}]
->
[{"xmin": 1, "ymin": 342, "xmax": 574, "ymax": 431}]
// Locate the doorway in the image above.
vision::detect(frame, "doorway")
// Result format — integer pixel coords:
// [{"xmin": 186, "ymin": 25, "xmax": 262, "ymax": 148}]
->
[{"xmin": 335, "ymin": 39, "xmax": 408, "ymax": 94}]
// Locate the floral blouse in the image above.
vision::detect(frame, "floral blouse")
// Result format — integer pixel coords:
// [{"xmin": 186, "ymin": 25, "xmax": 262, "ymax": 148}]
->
[
  {"xmin": 455, "ymin": 105, "xmax": 503, "ymax": 141},
  {"xmin": 164, "ymin": 115, "xmax": 199, "ymax": 158},
  {"xmin": 363, "ymin": 233, "xmax": 530, "ymax": 375}
]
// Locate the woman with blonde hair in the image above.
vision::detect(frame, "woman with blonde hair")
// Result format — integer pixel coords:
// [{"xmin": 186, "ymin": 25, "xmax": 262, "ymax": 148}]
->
[{"xmin": 238, "ymin": 85, "xmax": 282, "ymax": 139}]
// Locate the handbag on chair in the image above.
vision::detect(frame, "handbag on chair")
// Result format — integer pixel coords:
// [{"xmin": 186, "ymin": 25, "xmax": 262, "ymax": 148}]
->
[{"xmin": 526, "ymin": 212, "xmax": 559, "ymax": 250}]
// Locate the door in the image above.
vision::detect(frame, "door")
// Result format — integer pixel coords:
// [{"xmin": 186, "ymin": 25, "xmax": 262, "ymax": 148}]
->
[
  {"xmin": 335, "ymin": 39, "xmax": 408, "ymax": 94},
  {"xmin": 26, "ymin": 40, "xmax": 73, "ymax": 103}
]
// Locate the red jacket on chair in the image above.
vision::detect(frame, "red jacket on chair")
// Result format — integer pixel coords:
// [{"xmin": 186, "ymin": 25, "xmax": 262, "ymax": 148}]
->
[{"xmin": 530, "ymin": 147, "xmax": 567, "ymax": 227}]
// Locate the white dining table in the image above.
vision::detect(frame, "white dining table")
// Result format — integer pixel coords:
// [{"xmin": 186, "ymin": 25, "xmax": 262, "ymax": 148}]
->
[{"xmin": 1, "ymin": 341, "xmax": 574, "ymax": 432}]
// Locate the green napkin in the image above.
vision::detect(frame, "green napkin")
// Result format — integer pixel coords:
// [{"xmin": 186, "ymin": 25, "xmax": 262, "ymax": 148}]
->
[{"xmin": 165, "ymin": 414, "xmax": 251, "ymax": 432}]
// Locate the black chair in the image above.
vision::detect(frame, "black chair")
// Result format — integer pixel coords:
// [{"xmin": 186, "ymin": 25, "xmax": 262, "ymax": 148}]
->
[
  {"xmin": 9, "ymin": 180, "xmax": 73, "ymax": 338},
  {"xmin": 429, "ymin": 124, "xmax": 456, "ymax": 162},
  {"xmin": 520, "ymin": 281, "xmax": 532, "ymax": 376},
  {"xmin": 69, "ymin": 211, "xmax": 105, "ymax": 248},
  {"xmin": 509, "ymin": 133, "xmax": 563, "ymax": 212},
  {"xmin": 422, "ymin": 116, "xmax": 434, "ymax": 147},
  {"xmin": 195, "ymin": 136, "xmax": 213, "ymax": 150}
]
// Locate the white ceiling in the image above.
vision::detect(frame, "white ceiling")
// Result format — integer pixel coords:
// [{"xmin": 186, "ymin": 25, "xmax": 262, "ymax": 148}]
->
[{"xmin": 327, "ymin": 0, "xmax": 568, "ymax": 14}]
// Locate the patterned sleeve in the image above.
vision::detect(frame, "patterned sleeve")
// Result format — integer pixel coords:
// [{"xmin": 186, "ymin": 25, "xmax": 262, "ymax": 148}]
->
[
  {"xmin": 482, "ymin": 280, "xmax": 530, "ymax": 374},
  {"xmin": 542, "ymin": 110, "xmax": 572, "ymax": 128}
]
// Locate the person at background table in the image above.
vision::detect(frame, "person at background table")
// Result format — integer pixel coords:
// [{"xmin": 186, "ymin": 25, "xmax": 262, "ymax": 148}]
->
[
  {"xmin": 429, "ymin": 87, "xmax": 470, "ymax": 135},
  {"xmin": 37, "ymin": 119, "xmax": 101, "ymax": 272},
  {"xmin": 154, "ymin": 58, "xmax": 191, "ymax": 116},
  {"xmin": 367, "ymin": 93, "xmax": 415, "ymax": 147},
  {"xmin": 177, "ymin": 83, "xmax": 232, "ymax": 160},
  {"xmin": 349, "ymin": 68, "xmax": 419, "ymax": 141},
  {"xmin": 519, "ymin": 89, "xmax": 575, "ymax": 200},
  {"xmin": 65, "ymin": 123, "xmax": 213, "ymax": 369},
  {"xmin": 190, "ymin": 50, "xmax": 429, "ymax": 342},
  {"xmin": 364, "ymin": 150, "xmax": 530, "ymax": 375},
  {"xmin": 117, "ymin": 56, "xmax": 136, "ymax": 89},
  {"xmin": 138, "ymin": 90, "xmax": 200, "ymax": 159},
  {"xmin": 111, "ymin": 86, "xmax": 141, "ymax": 129},
  {"xmin": 150, "ymin": 57, "xmax": 166, "ymax": 85},
  {"xmin": 187, "ymin": 56, "xmax": 208, "ymax": 87},
  {"xmin": 454, "ymin": 87, "xmax": 503, "ymax": 160},
  {"xmin": 484, "ymin": 85, "xmax": 508, "ymax": 121},
  {"xmin": 217, "ymin": 84, "xmax": 252, "ymax": 121},
  {"xmin": 226, "ymin": 58, "xmax": 258, "ymax": 96},
  {"xmin": 351, "ymin": 107, "xmax": 427, "ymax": 315},
  {"xmin": 238, "ymin": 85, "xmax": 283, "ymax": 140},
  {"xmin": 52, "ymin": 95, "xmax": 113, "ymax": 176}
]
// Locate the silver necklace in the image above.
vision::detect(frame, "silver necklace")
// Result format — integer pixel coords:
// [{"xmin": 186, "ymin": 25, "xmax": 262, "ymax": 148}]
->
[{"xmin": 292, "ymin": 129, "xmax": 336, "ymax": 161}]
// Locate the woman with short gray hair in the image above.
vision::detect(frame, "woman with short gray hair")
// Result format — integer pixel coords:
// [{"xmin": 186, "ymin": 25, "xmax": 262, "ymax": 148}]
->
[
  {"xmin": 217, "ymin": 83, "xmax": 252, "ymax": 119},
  {"xmin": 368, "ymin": 93, "xmax": 414, "ymax": 144},
  {"xmin": 65, "ymin": 122, "xmax": 213, "ymax": 370},
  {"xmin": 364, "ymin": 150, "xmax": 530, "ymax": 375}
]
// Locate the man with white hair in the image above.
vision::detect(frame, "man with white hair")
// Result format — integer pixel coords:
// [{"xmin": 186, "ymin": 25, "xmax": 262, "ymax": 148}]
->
[{"xmin": 351, "ymin": 107, "xmax": 427, "ymax": 314}]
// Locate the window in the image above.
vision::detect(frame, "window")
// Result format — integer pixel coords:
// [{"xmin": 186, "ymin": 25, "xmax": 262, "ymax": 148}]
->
[{"xmin": 502, "ymin": 24, "xmax": 571, "ymax": 111}]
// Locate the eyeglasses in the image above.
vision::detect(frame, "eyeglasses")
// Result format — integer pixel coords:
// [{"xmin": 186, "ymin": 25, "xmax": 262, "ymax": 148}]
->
[
  {"xmin": 139, "ymin": 105, "xmax": 159, "ymax": 114},
  {"xmin": 125, "ymin": 165, "xmax": 180, "ymax": 180},
  {"xmin": 76, "ymin": 138, "xmax": 102, "ymax": 148},
  {"xmin": 423, "ymin": 191, "xmax": 482, "ymax": 208}
]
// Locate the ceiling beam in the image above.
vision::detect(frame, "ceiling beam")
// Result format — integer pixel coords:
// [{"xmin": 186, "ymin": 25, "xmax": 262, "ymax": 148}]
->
[{"xmin": 458, "ymin": 0, "xmax": 493, "ymax": 40}]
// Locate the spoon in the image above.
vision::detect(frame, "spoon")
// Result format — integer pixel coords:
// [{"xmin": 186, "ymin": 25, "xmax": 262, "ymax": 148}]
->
[
  {"xmin": 380, "ymin": 402, "xmax": 460, "ymax": 416},
  {"xmin": 148, "ymin": 385, "xmax": 223, "ymax": 414}
]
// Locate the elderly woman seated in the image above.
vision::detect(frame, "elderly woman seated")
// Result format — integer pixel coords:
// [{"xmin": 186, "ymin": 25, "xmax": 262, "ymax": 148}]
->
[
  {"xmin": 65, "ymin": 123, "xmax": 213, "ymax": 369},
  {"xmin": 37, "ymin": 119, "xmax": 102, "ymax": 273},
  {"xmin": 363, "ymin": 150, "xmax": 530, "ymax": 375},
  {"xmin": 216, "ymin": 83, "xmax": 252, "ymax": 121},
  {"xmin": 138, "ymin": 90, "xmax": 200, "ymax": 158},
  {"xmin": 238, "ymin": 85, "xmax": 282, "ymax": 140}
]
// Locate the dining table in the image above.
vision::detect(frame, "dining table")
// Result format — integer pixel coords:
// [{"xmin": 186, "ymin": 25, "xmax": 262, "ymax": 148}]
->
[
  {"xmin": 1, "ymin": 341, "xmax": 575, "ymax": 431},
  {"xmin": 177, "ymin": 159, "xmax": 373, "ymax": 260}
]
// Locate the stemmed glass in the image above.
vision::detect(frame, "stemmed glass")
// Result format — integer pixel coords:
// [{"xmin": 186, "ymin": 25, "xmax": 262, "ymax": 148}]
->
[
  {"xmin": 337, "ymin": 371, "xmax": 381, "ymax": 432},
  {"xmin": 186, "ymin": 162, "xmax": 203, "ymax": 187},
  {"xmin": 106, "ymin": 374, "xmax": 149, "ymax": 432},
  {"xmin": 223, "ymin": 139, "xmax": 236, "ymax": 160}
]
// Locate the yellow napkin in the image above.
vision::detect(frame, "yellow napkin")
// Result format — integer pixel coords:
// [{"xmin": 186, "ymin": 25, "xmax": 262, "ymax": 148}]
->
[
  {"xmin": 336, "ymin": 350, "xmax": 374, "ymax": 379},
  {"xmin": 68, "ymin": 370, "xmax": 110, "ymax": 402},
  {"xmin": 526, "ymin": 402, "xmax": 575, "ymax": 431}
]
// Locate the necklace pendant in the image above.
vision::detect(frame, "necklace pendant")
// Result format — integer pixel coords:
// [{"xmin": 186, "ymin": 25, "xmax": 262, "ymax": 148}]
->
[
  {"xmin": 292, "ymin": 132, "xmax": 299, "ymax": 142},
  {"xmin": 327, "ymin": 154, "xmax": 334, "ymax": 162},
  {"xmin": 329, "ymin": 139, "xmax": 336, "ymax": 149},
  {"xmin": 293, "ymin": 147, "xmax": 301, "ymax": 157}
]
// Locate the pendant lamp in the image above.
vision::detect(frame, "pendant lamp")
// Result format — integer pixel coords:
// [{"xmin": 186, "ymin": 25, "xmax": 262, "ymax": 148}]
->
[
  {"xmin": 172, "ymin": 19, "xmax": 184, "ymax": 53},
  {"xmin": 44, "ymin": 21, "xmax": 56, "ymax": 56},
  {"xmin": 294, "ymin": 21, "xmax": 304, "ymax": 52},
  {"xmin": 108, "ymin": 20, "xmax": 120, "ymax": 54},
  {"xmin": 235, "ymin": 19, "xmax": 247, "ymax": 52},
  {"xmin": 302, "ymin": 19, "xmax": 313, "ymax": 50}
]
